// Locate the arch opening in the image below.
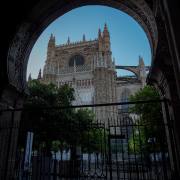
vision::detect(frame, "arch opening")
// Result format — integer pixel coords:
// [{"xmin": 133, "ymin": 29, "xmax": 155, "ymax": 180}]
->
[
  {"xmin": 2, "ymin": 2, "xmax": 180, "ymax": 178},
  {"xmin": 116, "ymin": 69, "xmax": 138, "ymax": 78},
  {"xmin": 7, "ymin": 0, "xmax": 157, "ymax": 90}
]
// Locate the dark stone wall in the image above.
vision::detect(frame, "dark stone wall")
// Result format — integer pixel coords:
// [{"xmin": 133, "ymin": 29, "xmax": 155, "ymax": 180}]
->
[
  {"xmin": 0, "ymin": 0, "xmax": 180, "ymax": 179},
  {"xmin": 0, "ymin": 0, "xmax": 39, "ymax": 91}
]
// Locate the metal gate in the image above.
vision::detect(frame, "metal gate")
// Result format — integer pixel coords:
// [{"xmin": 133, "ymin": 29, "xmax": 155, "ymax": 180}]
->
[
  {"xmin": 0, "ymin": 100, "xmax": 177, "ymax": 179},
  {"xmin": 107, "ymin": 114, "xmax": 172, "ymax": 180}
]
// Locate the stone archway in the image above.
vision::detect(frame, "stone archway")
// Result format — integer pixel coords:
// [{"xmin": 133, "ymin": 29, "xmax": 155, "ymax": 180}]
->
[
  {"xmin": 1, "ymin": 0, "xmax": 180, "ymax": 179},
  {"xmin": 148, "ymin": 67, "xmax": 180, "ymax": 177},
  {"xmin": 7, "ymin": 0, "xmax": 158, "ymax": 92}
]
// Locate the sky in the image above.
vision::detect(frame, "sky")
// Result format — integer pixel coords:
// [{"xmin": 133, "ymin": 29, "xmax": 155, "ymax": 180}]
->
[{"xmin": 27, "ymin": 5, "xmax": 151, "ymax": 79}]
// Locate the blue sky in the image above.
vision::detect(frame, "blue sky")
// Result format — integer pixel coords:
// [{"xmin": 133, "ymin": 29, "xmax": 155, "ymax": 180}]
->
[{"xmin": 27, "ymin": 5, "xmax": 151, "ymax": 79}]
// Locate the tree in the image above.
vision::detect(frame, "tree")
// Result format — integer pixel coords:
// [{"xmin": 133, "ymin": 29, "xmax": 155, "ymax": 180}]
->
[
  {"xmin": 128, "ymin": 85, "xmax": 166, "ymax": 154},
  {"xmin": 20, "ymin": 80, "xmax": 96, "ymax": 157},
  {"xmin": 129, "ymin": 85, "xmax": 162, "ymax": 125},
  {"xmin": 19, "ymin": 80, "xmax": 106, "ymax": 178},
  {"xmin": 81, "ymin": 127, "xmax": 107, "ymax": 154},
  {"xmin": 21, "ymin": 80, "xmax": 74, "ymax": 152}
]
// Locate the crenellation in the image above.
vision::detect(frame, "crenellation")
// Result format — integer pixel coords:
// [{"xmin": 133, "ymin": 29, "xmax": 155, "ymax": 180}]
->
[{"xmin": 56, "ymin": 39, "xmax": 98, "ymax": 49}]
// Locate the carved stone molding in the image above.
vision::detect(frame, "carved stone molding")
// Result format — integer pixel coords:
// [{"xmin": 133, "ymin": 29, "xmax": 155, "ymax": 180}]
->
[{"xmin": 7, "ymin": 23, "xmax": 31, "ymax": 91}]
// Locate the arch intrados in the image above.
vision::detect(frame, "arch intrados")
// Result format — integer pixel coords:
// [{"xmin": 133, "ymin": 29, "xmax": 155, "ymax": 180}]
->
[
  {"xmin": 31, "ymin": 1, "xmax": 156, "ymax": 53},
  {"xmin": 7, "ymin": 0, "xmax": 157, "ymax": 90},
  {"xmin": 116, "ymin": 68, "xmax": 139, "ymax": 78}
]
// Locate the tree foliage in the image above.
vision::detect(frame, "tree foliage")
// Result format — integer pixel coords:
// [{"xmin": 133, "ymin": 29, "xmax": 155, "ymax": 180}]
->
[
  {"xmin": 21, "ymin": 80, "xmax": 74, "ymax": 148},
  {"xmin": 129, "ymin": 85, "xmax": 162, "ymax": 125},
  {"xmin": 20, "ymin": 80, "xmax": 102, "ymax": 154},
  {"xmin": 128, "ymin": 85, "xmax": 165, "ymax": 154}
]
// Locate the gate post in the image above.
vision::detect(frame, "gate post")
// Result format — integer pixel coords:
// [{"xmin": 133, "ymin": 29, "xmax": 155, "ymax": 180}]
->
[
  {"xmin": 161, "ymin": 98, "xmax": 180, "ymax": 179},
  {"xmin": 0, "ymin": 88, "xmax": 24, "ymax": 180}
]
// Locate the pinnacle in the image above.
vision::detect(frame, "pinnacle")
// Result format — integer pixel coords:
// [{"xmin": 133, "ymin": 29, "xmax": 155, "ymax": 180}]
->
[
  {"xmin": 38, "ymin": 69, "xmax": 42, "ymax": 79},
  {"xmin": 103, "ymin": 23, "xmax": 109, "ymax": 37}
]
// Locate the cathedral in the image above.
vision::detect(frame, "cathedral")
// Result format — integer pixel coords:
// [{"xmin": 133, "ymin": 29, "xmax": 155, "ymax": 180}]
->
[{"xmin": 36, "ymin": 24, "xmax": 147, "ymax": 123}]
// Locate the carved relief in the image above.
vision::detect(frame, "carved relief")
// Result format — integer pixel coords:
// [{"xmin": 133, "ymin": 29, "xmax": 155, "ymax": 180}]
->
[
  {"xmin": 154, "ymin": 4, "xmax": 170, "ymax": 63},
  {"xmin": 7, "ymin": 23, "xmax": 31, "ymax": 90}
]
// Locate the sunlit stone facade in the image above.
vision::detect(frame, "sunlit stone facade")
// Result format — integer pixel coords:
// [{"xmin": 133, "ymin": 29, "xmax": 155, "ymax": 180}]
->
[{"xmin": 39, "ymin": 24, "xmax": 147, "ymax": 123}]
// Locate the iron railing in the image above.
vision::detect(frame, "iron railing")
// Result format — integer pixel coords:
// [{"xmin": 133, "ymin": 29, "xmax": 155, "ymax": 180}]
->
[{"xmin": 0, "ymin": 99, "xmax": 177, "ymax": 179}]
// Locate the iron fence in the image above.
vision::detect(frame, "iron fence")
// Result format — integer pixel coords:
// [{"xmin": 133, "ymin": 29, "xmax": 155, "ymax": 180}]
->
[{"xmin": 0, "ymin": 100, "xmax": 177, "ymax": 179}]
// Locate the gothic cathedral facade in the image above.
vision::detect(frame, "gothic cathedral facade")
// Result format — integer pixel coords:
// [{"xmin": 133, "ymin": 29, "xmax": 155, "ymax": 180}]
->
[{"xmin": 38, "ymin": 24, "xmax": 147, "ymax": 123}]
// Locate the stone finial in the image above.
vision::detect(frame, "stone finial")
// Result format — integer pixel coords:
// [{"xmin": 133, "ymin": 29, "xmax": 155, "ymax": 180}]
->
[
  {"xmin": 104, "ymin": 23, "xmax": 107, "ymax": 29},
  {"xmin": 98, "ymin": 28, "xmax": 103, "ymax": 51},
  {"xmin": 28, "ymin": 73, "xmax": 32, "ymax": 81},
  {"xmin": 103, "ymin": 23, "xmax": 110, "ymax": 51},
  {"xmin": 113, "ymin": 57, "xmax": 115, "ymax": 64},
  {"xmin": 103, "ymin": 23, "xmax": 110, "ymax": 39},
  {"xmin": 37, "ymin": 69, "xmax": 42, "ymax": 79},
  {"xmin": 139, "ymin": 55, "xmax": 145, "ymax": 66},
  {"xmin": 48, "ymin": 33, "xmax": 55, "ymax": 48},
  {"xmin": 83, "ymin": 34, "xmax": 86, "ymax": 41},
  {"xmin": 103, "ymin": 23, "xmax": 109, "ymax": 34},
  {"xmin": 67, "ymin": 36, "xmax": 70, "ymax": 44},
  {"xmin": 112, "ymin": 57, "xmax": 116, "ymax": 67},
  {"xmin": 49, "ymin": 33, "xmax": 55, "ymax": 41},
  {"xmin": 98, "ymin": 28, "xmax": 102, "ymax": 39}
]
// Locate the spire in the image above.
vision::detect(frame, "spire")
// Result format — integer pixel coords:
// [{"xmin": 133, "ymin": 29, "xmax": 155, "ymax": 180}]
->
[
  {"xmin": 50, "ymin": 33, "xmax": 53, "ymax": 39},
  {"xmin": 28, "ymin": 73, "xmax": 32, "ymax": 82},
  {"xmin": 103, "ymin": 23, "xmax": 110, "ymax": 51},
  {"xmin": 67, "ymin": 36, "xmax": 70, "ymax": 44},
  {"xmin": 104, "ymin": 23, "xmax": 107, "ymax": 30},
  {"xmin": 49, "ymin": 33, "xmax": 55, "ymax": 42},
  {"xmin": 98, "ymin": 28, "xmax": 103, "ymax": 51},
  {"xmin": 47, "ymin": 34, "xmax": 55, "ymax": 61},
  {"xmin": 37, "ymin": 69, "xmax": 42, "ymax": 80},
  {"xmin": 98, "ymin": 28, "xmax": 102, "ymax": 39},
  {"xmin": 112, "ymin": 57, "xmax": 116, "ymax": 69},
  {"xmin": 139, "ymin": 55, "xmax": 145, "ymax": 66},
  {"xmin": 48, "ymin": 33, "xmax": 55, "ymax": 48},
  {"xmin": 113, "ymin": 57, "xmax": 115, "ymax": 64},
  {"xmin": 138, "ymin": 56, "xmax": 146, "ymax": 87},
  {"xmin": 103, "ymin": 23, "xmax": 109, "ymax": 36},
  {"xmin": 83, "ymin": 34, "xmax": 86, "ymax": 42}
]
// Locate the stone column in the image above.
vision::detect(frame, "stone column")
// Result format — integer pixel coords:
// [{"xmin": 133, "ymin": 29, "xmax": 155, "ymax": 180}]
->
[
  {"xmin": 159, "ymin": 94, "xmax": 180, "ymax": 180},
  {"xmin": 149, "ymin": 68, "xmax": 180, "ymax": 179},
  {"xmin": 0, "ymin": 86, "xmax": 24, "ymax": 180}
]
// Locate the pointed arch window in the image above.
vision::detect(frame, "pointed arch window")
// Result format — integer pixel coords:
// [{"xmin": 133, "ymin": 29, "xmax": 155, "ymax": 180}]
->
[
  {"xmin": 121, "ymin": 88, "xmax": 131, "ymax": 112},
  {"xmin": 69, "ymin": 54, "xmax": 85, "ymax": 66}
]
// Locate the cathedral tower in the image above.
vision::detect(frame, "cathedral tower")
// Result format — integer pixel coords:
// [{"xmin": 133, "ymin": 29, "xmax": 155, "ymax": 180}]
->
[
  {"xmin": 103, "ymin": 23, "xmax": 110, "ymax": 52},
  {"xmin": 138, "ymin": 56, "xmax": 146, "ymax": 87},
  {"xmin": 43, "ymin": 34, "xmax": 57, "ymax": 84},
  {"xmin": 94, "ymin": 24, "xmax": 118, "ymax": 123}
]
